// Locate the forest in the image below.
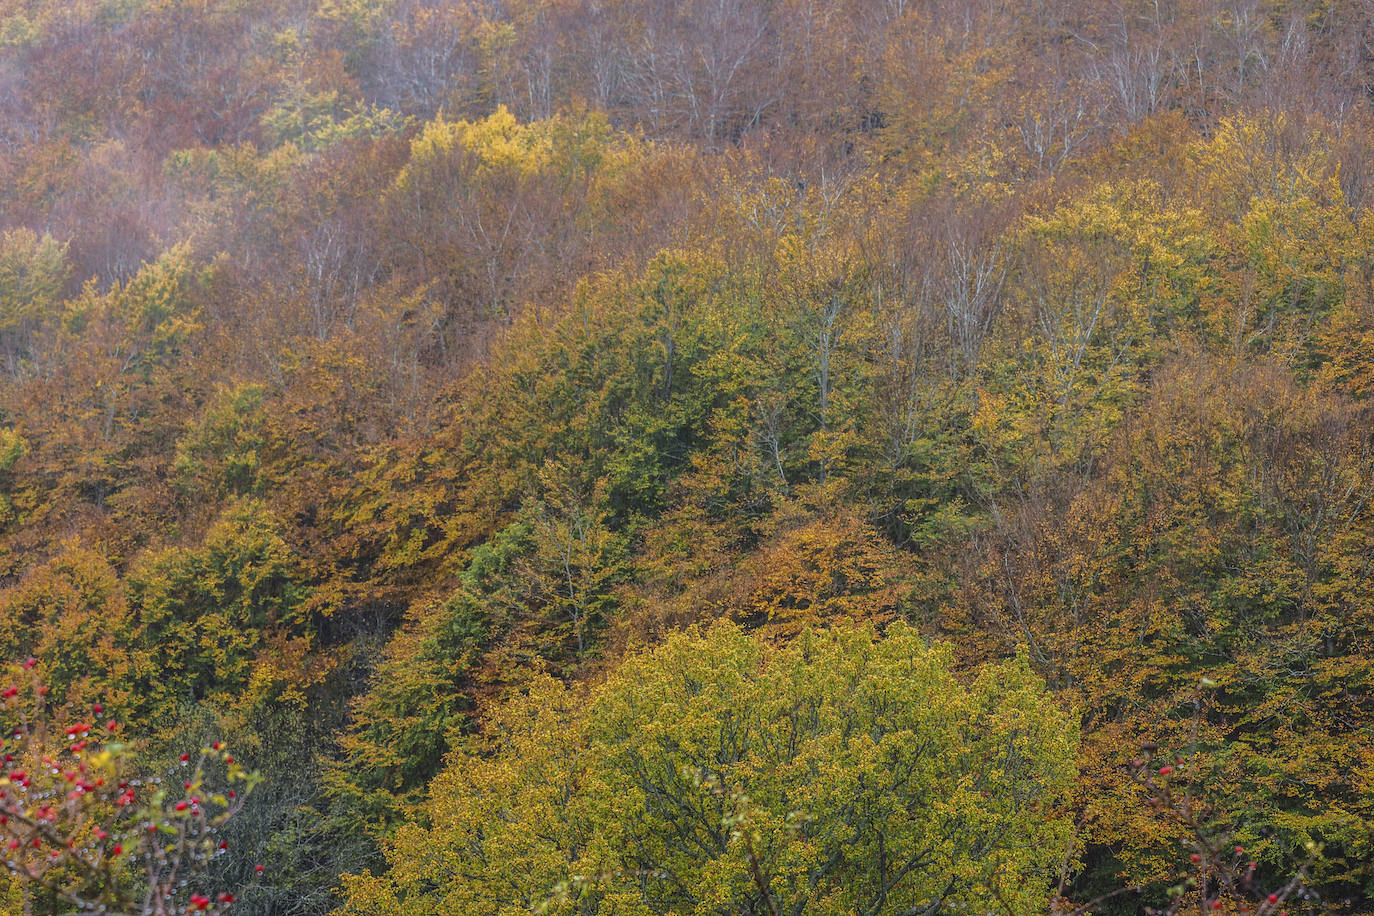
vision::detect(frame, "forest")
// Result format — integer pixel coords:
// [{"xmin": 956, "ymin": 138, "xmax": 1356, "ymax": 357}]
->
[{"xmin": 0, "ymin": 0, "xmax": 1372, "ymax": 913}]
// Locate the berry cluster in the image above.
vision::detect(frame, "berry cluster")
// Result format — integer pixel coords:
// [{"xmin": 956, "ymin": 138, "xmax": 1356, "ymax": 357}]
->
[{"xmin": 0, "ymin": 657, "xmax": 262, "ymax": 915}]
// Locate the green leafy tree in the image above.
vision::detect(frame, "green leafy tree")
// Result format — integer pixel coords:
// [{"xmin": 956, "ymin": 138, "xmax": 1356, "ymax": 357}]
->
[
  {"xmin": 341, "ymin": 623, "xmax": 1078, "ymax": 916},
  {"xmin": 0, "ymin": 428, "xmax": 25, "ymax": 534},
  {"xmin": 123, "ymin": 499, "xmax": 315, "ymax": 724},
  {"xmin": 172, "ymin": 384, "xmax": 271, "ymax": 503},
  {"xmin": 0, "ymin": 229, "xmax": 68, "ymax": 376}
]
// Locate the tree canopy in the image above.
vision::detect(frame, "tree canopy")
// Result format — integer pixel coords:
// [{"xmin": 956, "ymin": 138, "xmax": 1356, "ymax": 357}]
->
[
  {"xmin": 0, "ymin": 0, "xmax": 1372, "ymax": 913},
  {"xmin": 341, "ymin": 623, "xmax": 1078, "ymax": 916}
]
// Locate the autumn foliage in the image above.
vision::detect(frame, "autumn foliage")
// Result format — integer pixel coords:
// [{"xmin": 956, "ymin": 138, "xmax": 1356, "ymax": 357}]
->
[{"xmin": 0, "ymin": 0, "xmax": 1372, "ymax": 914}]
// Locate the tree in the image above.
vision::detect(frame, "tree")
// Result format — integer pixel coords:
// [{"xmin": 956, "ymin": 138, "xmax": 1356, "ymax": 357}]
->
[
  {"xmin": 0, "ymin": 428, "xmax": 25, "ymax": 538},
  {"xmin": 340, "ymin": 623, "xmax": 1078, "ymax": 916},
  {"xmin": 733, "ymin": 506, "xmax": 914, "ymax": 636},
  {"xmin": 122, "ymin": 499, "xmax": 316, "ymax": 725},
  {"xmin": 520, "ymin": 464, "xmax": 624, "ymax": 658},
  {"xmin": 0, "ymin": 229, "xmax": 68, "ymax": 377},
  {"xmin": 989, "ymin": 180, "xmax": 1209, "ymax": 477}
]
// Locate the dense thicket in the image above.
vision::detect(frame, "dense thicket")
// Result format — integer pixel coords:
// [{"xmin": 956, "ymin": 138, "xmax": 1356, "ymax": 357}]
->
[{"xmin": 0, "ymin": 0, "xmax": 1372, "ymax": 914}]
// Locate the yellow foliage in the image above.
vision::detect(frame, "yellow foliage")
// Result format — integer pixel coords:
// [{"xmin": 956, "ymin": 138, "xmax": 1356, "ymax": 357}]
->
[
  {"xmin": 740, "ymin": 507, "xmax": 912, "ymax": 636},
  {"xmin": 1190, "ymin": 112, "xmax": 1343, "ymax": 218}
]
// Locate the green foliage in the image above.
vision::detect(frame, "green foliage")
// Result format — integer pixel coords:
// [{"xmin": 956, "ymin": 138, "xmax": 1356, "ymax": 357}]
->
[
  {"xmin": 261, "ymin": 94, "xmax": 409, "ymax": 152},
  {"xmin": 0, "ymin": 229, "xmax": 68, "ymax": 373},
  {"xmin": 340, "ymin": 623, "xmax": 1078, "ymax": 916},
  {"xmin": 60, "ymin": 244, "xmax": 207, "ymax": 379},
  {"xmin": 324, "ymin": 587, "xmax": 488, "ymax": 835},
  {"xmin": 989, "ymin": 180, "xmax": 1211, "ymax": 474},
  {"xmin": 173, "ymin": 384, "xmax": 270, "ymax": 501},
  {"xmin": 0, "ymin": 428, "xmax": 24, "ymax": 530},
  {"xmin": 124, "ymin": 500, "xmax": 315, "ymax": 721},
  {"xmin": 0, "ymin": 229, "xmax": 68, "ymax": 335},
  {"xmin": 0, "ymin": 429, "xmax": 22, "ymax": 474}
]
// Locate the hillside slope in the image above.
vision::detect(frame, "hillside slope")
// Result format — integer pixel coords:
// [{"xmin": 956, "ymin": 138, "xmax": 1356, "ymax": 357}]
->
[{"xmin": 0, "ymin": 1, "xmax": 1372, "ymax": 913}]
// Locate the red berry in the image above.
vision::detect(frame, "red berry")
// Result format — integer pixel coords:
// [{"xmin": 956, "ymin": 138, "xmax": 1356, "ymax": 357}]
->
[
  {"xmin": 1235, "ymin": 845, "xmax": 1244, "ymax": 854},
  {"xmin": 1268, "ymin": 895, "xmax": 1278, "ymax": 903},
  {"xmin": 92, "ymin": 703, "xmax": 102, "ymax": 714},
  {"xmin": 1158, "ymin": 765, "xmax": 1173, "ymax": 775},
  {"xmin": 219, "ymin": 893, "xmax": 235, "ymax": 903},
  {"xmin": 175, "ymin": 801, "xmax": 188, "ymax": 812},
  {"xmin": 111, "ymin": 844, "xmax": 122, "ymax": 854},
  {"xmin": 1212, "ymin": 902, "xmax": 1223, "ymax": 910},
  {"xmin": 225, "ymin": 756, "xmax": 234, "ymax": 764},
  {"xmin": 1191, "ymin": 853, "xmax": 1201, "ymax": 863},
  {"xmin": 180, "ymin": 753, "xmax": 190, "ymax": 763},
  {"xmin": 255, "ymin": 863, "xmax": 264, "ymax": 873}
]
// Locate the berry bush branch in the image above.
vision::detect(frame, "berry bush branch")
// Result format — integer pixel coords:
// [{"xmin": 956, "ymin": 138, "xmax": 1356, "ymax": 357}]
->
[
  {"xmin": 0, "ymin": 657, "xmax": 262, "ymax": 916},
  {"xmin": 1053, "ymin": 681, "xmax": 1317, "ymax": 916}
]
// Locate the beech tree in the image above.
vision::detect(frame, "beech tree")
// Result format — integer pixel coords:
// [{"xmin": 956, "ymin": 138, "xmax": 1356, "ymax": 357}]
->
[
  {"xmin": 0, "ymin": 229, "xmax": 67, "ymax": 377},
  {"xmin": 340, "ymin": 623, "xmax": 1078, "ymax": 916}
]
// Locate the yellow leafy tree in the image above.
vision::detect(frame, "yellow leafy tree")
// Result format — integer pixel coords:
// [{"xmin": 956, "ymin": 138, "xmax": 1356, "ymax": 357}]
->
[{"xmin": 340, "ymin": 623, "xmax": 1078, "ymax": 916}]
